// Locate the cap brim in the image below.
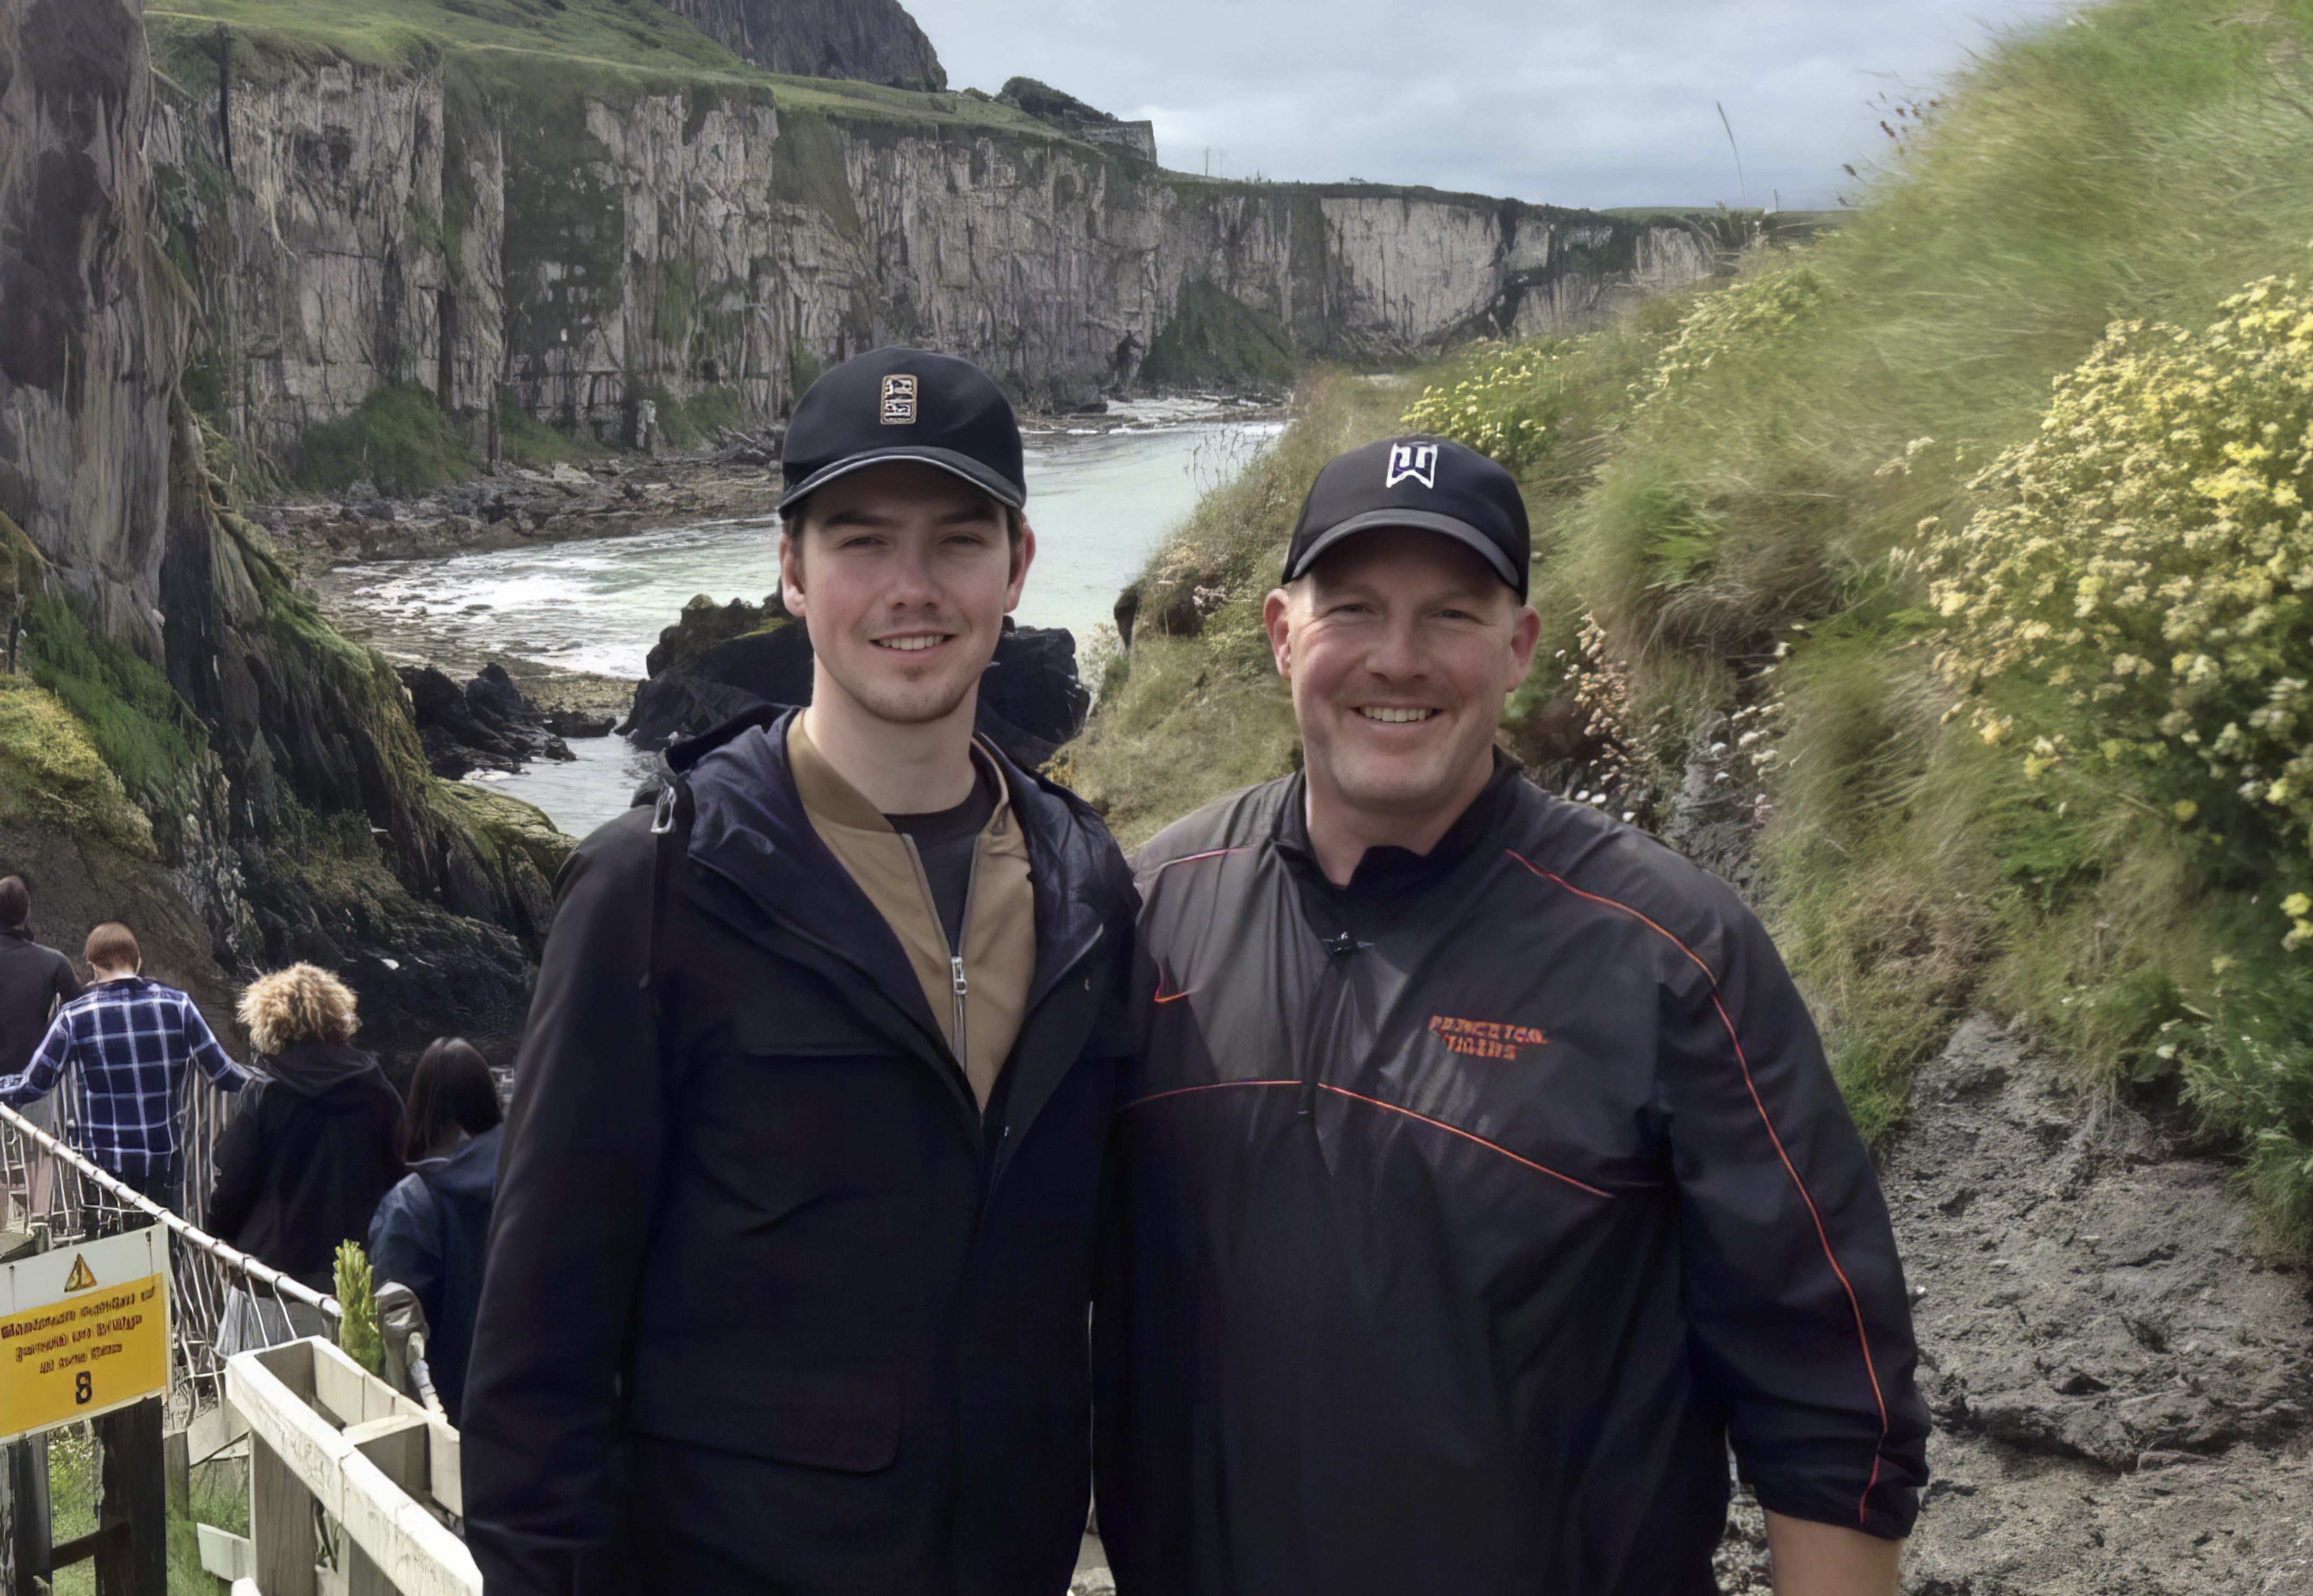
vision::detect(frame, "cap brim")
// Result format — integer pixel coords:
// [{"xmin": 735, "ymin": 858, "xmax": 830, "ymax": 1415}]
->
[
  {"xmin": 778, "ymin": 446, "xmax": 1027, "ymax": 514},
  {"xmin": 1283, "ymin": 508, "xmax": 1525, "ymax": 596}
]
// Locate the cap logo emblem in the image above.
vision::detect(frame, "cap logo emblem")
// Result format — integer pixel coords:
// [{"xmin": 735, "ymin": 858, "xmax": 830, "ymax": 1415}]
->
[
  {"xmin": 1386, "ymin": 441, "xmax": 1439, "ymax": 490},
  {"xmin": 880, "ymin": 374, "xmax": 918, "ymax": 426}
]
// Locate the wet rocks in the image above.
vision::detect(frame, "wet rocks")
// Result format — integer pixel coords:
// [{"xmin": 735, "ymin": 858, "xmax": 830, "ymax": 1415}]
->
[
  {"xmin": 257, "ymin": 460, "xmax": 782, "ymax": 570},
  {"xmin": 1888, "ymin": 1016, "xmax": 2313, "ymax": 1591},
  {"xmin": 399, "ymin": 662, "xmax": 573, "ymax": 778},
  {"xmin": 622, "ymin": 602, "xmax": 1092, "ymax": 770}
]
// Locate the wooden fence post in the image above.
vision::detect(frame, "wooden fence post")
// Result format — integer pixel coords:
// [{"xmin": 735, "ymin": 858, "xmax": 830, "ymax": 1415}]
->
[
  {"xmin": 251, "ymin": 1428, "xmax": 318, "ymax": 1596},
  {"xmin": 93, "ymin": 1396, "xmax": 166, "ymax": 1596}
]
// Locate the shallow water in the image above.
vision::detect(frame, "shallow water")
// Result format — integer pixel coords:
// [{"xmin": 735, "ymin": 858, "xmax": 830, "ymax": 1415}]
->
[{"xmin": 317, "ymin": 410, "xmax": 1278, "ymax": 838}]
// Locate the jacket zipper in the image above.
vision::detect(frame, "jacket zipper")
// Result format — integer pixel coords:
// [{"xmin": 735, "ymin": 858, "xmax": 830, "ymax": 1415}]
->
[
  {"xmin": 899, "ymin": 831, "xmax": 979, "ymax": 1081},
  {"xmin": 1308, "ymin": 926, "xmax": 1362, "ymax": 1116},
  {"xmin": 952, "ymin": 833, "xmax": 981, "ymax": 1075}
]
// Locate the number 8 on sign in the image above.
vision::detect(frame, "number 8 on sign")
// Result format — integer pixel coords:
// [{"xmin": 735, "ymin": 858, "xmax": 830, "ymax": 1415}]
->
[{"xmin": 74, "ymin": 1371, "xmax": 90, "ymax": 1405}]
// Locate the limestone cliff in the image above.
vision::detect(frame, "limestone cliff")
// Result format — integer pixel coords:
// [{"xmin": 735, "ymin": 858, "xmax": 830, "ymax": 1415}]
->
[
  {"xmin": 139, "ymin": 22, "xmax": 1729, "ymax": 473},
  {"xmin": 656, "ymin": 0, "xmax": 946, "ymax": 91},
  {"xmin": 0, "ymin": 0, "xmax": 181, "ymax": 656},
  {"xmin": 0, "ymin": 0, "xmax": 563, "ymax": 1059}
]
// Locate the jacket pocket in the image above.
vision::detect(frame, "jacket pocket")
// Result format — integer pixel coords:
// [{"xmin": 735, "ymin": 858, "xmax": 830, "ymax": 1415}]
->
[{"xmin": 630, "ymin": 1349, "xmax": 900, "ymax": 1473}]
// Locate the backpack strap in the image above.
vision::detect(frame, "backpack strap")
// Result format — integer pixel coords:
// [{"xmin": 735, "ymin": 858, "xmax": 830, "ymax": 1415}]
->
[{"xmin": 644, "ymin": 775, "xmax": 690, "ymax": 1027}]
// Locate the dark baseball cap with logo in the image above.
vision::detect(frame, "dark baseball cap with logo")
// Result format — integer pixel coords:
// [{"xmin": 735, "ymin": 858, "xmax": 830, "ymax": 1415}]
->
[
  {"xmin": 778, "ymin": 347, "xmax": 1027, "ymax": 516},
  {"xmin": 1281, "ymin": 435, "xmax": 1531, "ymax": 601}
]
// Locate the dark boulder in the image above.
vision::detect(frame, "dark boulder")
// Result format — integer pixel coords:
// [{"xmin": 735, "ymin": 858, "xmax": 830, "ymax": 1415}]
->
[
  {"xmin": 621, "ymin": 612, "xmax": 1092, "ymax": 770},
  {"xmin": 399, "ymin": 662, "xmax": 574, "ymax": 778}
]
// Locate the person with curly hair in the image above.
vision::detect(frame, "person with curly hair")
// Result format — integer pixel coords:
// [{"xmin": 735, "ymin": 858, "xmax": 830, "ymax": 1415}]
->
[{"xmin": 207, "ymin": 963, "xmax": 405, "ymax": 1297}]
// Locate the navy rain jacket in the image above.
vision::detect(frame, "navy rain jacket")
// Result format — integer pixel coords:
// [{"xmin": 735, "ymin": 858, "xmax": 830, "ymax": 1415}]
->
[
  {"xmin": 369, "ymin": 1123, "xmax": 502, "ymax": 1421},
  {"xmin": 463, "ymin": 709, "xmax": 1140, "ymax": 1596},
  {"xmin": 1094, "ymin": 757, "xmax": 1928, "ymax": 1596}
]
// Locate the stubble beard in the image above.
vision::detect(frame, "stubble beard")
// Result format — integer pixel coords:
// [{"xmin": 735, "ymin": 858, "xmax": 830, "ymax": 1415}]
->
[{"xmin": 824, "ymin": 638, "xmax": 982, "ymax": 728}]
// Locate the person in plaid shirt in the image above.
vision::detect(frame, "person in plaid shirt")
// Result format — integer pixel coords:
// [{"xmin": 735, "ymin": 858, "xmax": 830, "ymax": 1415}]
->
[{"xmin": 0, "ymin": 920, "xmax": 248, "ymax": 1217}]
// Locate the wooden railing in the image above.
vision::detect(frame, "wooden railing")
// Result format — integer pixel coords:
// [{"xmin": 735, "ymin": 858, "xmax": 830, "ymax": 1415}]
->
[{"xmin": 210, "ymin": 1338, "xmax": 476, "ymax": 1596}]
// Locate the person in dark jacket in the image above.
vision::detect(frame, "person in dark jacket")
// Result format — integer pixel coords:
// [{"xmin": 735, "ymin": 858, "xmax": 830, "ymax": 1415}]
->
[
  {"xmin": 0, "ymin": 877, "xmax": 79, "ymax": 1073},
  {"xmin": 369, "ymin": 1038, "xmax": 503, "ymax": 1420},
  {"xmin": 1095, "ymin": 437, "xmax": 1929, "ymax": 1596},
  {"xmin": 463, "ymin": 349, "xmax": 1140, "ymax": 1596},
  {"xmin": 0, "ymin": 876, "xmax": 81, "ymax": 1217},
  {"xmin": 207, "ymin": 963, "xmax": 405, "ymax": 1292}
]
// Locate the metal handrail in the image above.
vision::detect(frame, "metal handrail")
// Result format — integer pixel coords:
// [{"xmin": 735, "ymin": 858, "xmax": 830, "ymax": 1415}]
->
[{"xmin": 0, "ymin": 1100, "xmax": 341, "ymax": 1320}]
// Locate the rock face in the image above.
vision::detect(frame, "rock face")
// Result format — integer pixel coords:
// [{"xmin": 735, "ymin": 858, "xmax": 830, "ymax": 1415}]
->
[
  {"xmin": 656, "ymin": 0, "xmax": 946, "ymax": 90},
  {"xmin": 139, "ymin": 26, "xmax": 1731, "ymax": 468},
  {"xmin": 400, "ymin": 663, "xmax": 575, "ymax": 778},
  {"xmin": 0, "ymin": 0, "xmax": 570, "ymax": 1067},
  {"xmin": 0, "ymin": 0, "xmax": 181, "ymax": 655},
  {"xmin": 1887, "ymin": 1016, "xmax": 2313, "ymax": 1592}
]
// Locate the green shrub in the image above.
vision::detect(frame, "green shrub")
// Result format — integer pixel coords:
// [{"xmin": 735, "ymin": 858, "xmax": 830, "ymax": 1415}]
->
[
  {"xmin": 1400, "ymin": 338, "xmax": 1576, "ymax": 470},
  {"xmin": 1925, "ymin": 271, "xmax": 2313, "ymax": 947},
  {"xmin": 334, "ymin": 1241, "xmax": 384, "ymax": 1376},
  {"xmin": 294, "ymin": 386, "xmax": 474, "ymax": 495}
]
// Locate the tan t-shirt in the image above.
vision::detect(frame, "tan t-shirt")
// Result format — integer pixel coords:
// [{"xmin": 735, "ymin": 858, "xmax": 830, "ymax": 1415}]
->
[{"xmin": 788, "ymin": 720, "xmax": 1035, "ymax": 1108}]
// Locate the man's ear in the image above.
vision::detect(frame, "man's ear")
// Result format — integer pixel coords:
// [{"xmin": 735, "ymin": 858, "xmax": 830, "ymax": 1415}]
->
[
  {"xmin": 1262, "ymin": 588, "xmax": 1294, "ymax": 681},
  {"xmin": 1006, "ymin": 517, "xmax": 1037, "ymax": 613},
  {"xmin": 1505, "ymin": 604, "xmax": 1543, "ymax": 691},
  {"xmin": 779, "ymin": 529, "xmax": 807, "ymax": 618}
]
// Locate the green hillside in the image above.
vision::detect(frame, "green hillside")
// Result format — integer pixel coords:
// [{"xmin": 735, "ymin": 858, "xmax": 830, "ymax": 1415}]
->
[
  {"xmin": 1065, "ymin": 0, "xmax": 2313, "ymax": 1238},
  {"xmin": 145, "ymin": 0, "xmax": 1068, "ymax": 135}
]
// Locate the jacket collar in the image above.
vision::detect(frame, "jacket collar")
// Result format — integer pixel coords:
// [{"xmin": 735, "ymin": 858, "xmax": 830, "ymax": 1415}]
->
[
  {"xmin": 787, "ymin": 715, "xmax": 1014, "ymax": 840},
  {"xmin": 681, "ymin": 708, "xmax": 1118, "ymax": 1135},
  {"xmin": 1273, "ymin": 749, "xmax": 1525, "ymax": 905}
]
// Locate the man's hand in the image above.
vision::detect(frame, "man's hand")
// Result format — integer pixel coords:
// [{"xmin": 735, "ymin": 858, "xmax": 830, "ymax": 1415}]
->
[{"xmin": 1764, "ymin": 1510, "xmax": 1900, "ymax": 1596}]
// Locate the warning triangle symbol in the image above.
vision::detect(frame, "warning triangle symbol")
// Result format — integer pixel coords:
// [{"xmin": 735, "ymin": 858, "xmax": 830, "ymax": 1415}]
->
[{"xmin": 62, "ymin": 1255, "xmax": 96, "ymax": 1292}]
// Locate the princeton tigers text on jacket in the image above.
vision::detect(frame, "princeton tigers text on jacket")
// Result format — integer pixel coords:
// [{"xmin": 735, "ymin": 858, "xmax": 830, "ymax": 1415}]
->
[{"xmin": 1094, "ymin": 757, "xmax": 1929, "ymax": 1596}]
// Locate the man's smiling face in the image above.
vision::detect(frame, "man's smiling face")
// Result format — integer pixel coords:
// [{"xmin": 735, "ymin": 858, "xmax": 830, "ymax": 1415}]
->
[
  {"xmin": 1265, "ymin": 526, "xmax": 1538, "ymax": 828},
  {"xmin": 782, "ymin": 462, "xmax": 1033, "ymax": 729}
]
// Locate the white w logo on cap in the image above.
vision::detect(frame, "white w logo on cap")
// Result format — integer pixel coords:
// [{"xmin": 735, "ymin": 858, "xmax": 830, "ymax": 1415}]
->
[{"xmin": 1386, "ymin": 442, "xmax": 1439, "ymax": 490}]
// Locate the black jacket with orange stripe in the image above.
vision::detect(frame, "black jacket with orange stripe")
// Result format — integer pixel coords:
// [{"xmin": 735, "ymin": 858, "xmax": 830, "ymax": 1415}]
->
[{"xmin": 1092, "ymin": 757, "xmax": 1928, "ymax": 1596}]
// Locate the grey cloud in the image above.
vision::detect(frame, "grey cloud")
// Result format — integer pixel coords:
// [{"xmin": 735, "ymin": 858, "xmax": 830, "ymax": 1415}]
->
[{"xmin": 902, "ymin": 0, "xmax": 2077, "ymax": 207}]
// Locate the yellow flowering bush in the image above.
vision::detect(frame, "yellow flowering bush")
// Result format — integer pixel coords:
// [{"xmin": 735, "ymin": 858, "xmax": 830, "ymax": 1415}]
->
[
  {"xmin": 1400, "ymin": 339, "xmax": 1568, "ymax": 468},
  {"xmin": 1923, "ymin": 270, "xmax": 2313, "ymax": 945},
  {"xmin": 1642, "ymin": 266, "xmax": 1828, "ymax": 406}
]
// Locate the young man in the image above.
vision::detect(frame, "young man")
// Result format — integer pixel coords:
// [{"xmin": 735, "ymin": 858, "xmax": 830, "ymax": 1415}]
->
[
  {"xmin": 0, "ymin": 920, "xmax": 246, "ymax": 1219},
  {"xmin": 1095, "ymin": 437, "xmax": 1929, "ymax": 1596},
  {"xmin": 463, "ymin": 349, "xmax": 1140, "ymax": 1596}
]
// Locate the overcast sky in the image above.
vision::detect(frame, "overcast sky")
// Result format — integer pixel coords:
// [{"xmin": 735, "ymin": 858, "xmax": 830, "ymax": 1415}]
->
[{"xmin": 902, "ymin": 0, "xmax": 2080, "ymax": 210}]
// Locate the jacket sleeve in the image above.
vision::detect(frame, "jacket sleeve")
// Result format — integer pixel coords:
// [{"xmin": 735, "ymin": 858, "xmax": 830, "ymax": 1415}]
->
[
  {"xmin": 369, "ymin": 1175, "xmax": 443, "ymax": 1324},
  {"xmin": 462, "ymin": 815, "xmax": 665, "ymax": 1596},
  {"xmin": 0, "ymin": 1008, "xmax": 75, "ymax": 1104},
  {"xmin": 204, "ymin": 1083, "xmax": 267, "ymax": 1247},
  {"xmin": 1659, "ymin": 884, "xmax": 1929, "ymax": 1539}
]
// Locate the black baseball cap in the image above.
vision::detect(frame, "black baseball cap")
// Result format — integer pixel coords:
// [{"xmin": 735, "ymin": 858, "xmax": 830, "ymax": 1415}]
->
[
  {"xmin": 778, "ymin": 347, "xmax": 1027, "ymax": 515},
  {"xmin": 1282, "ymin": 436, "xmax": 1530, "ymax": 601}
]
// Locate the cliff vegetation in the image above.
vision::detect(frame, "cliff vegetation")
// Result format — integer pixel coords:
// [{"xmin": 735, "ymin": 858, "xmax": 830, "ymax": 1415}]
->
[{"xmin": 1066, "ymin": 0, "xmax": 2313, "ymax": 1235}]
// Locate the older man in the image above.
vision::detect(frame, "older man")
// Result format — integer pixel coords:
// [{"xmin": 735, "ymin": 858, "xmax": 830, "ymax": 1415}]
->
[{"xmin": 1095, "ymin": 436, "xmax": 1928, "ymax": 1596}]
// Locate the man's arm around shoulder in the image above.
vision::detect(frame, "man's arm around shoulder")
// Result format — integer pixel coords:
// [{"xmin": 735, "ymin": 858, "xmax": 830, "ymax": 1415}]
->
[{"xmin": 462, "ymin": 812, "xmax": 669, "ymax": 1596}]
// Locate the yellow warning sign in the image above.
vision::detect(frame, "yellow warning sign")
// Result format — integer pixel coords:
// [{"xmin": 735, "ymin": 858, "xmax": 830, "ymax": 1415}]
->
[{"xmin": 0, "ymin": 1228, "xmax": 168, "ymax": 1441}]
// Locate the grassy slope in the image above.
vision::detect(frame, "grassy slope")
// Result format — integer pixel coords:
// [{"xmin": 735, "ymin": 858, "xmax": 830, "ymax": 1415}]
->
[
  {"xmin": 1066, "ymin": 0, "xmax": 2313, "ymax": 1231},
  {"xmin": 148, "ymin": 0, "xmax": 1122, "ymax": 138}
]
